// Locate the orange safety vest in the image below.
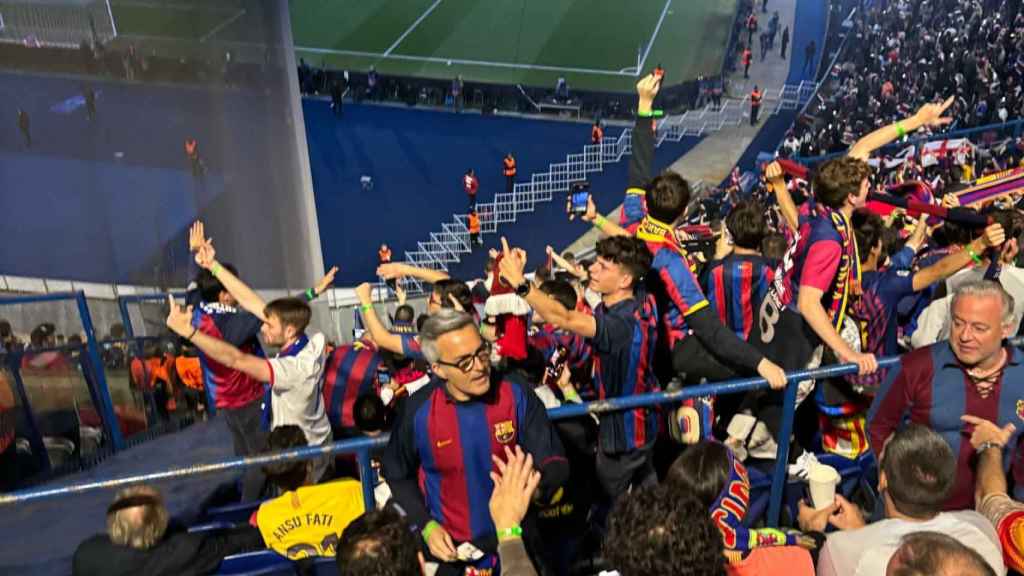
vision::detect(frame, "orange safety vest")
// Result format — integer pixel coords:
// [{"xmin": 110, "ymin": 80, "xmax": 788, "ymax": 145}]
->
[
  {"xmin": 742, "ymin": 50, "xmax": 752, "ymax": 65},
  {"xmin": 468, "ymin": 213, "xmax": 481, "ymax": 233},
  {"xmin": 175, "ymin": 356, "xmax": 204, "ymax": 391},
  {"xmin": 379, "ymin": 248, "xmax": 392, "ymax": 263},
  {"xmin": 751, "ymin": 90, "xmax": 762, "ymax": 106},
  {"xmin": 504, "ymin": 156, "xmax": 516, "ymax": 177},
  {"xmin": 592, "ymin": 125, "xmax": 603, "ymax": 143},
  {"xmin": 184, "ymin": 139, "xmax": 197, "ymax": 158}
]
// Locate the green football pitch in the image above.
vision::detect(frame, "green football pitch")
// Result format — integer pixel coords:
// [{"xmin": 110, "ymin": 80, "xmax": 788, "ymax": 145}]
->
[
  {"xmin": 290, "ymin": 0, "xmax": 738, "ymax": 92},
  {"xmin": 99, "ymin": 0, "xmax": 737, "ymax": 93}
]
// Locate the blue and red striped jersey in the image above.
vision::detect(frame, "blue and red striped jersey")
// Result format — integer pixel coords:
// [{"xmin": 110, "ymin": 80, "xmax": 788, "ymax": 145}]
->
[
  {"xmin": 321, "ymin": 342, "xmax": 380, "ymax": 433},
  {"xmin": 702, "ymin": 254, "xmax": 777, "ymax": 341},
  {"xmin": 869, "ymin": 343, "xmax": 1024, "ymax": 510},
  {"xmin": 382, "ymin": 373, "xmax": 567, "ymax": 547},
  {"xmin": 529, "ymin": 324, "xmax": 593, "ymax": 373},
  {"xmin": 400, "ymin": 334, "xmax": 425, "ymax": 362},
  {"xmin": 592, "ymin": 294, "xmax": 660, "ymax": 454},
  {"xmin": 190, "ymin": 301, "xmax": 265, "ymax": 409}
]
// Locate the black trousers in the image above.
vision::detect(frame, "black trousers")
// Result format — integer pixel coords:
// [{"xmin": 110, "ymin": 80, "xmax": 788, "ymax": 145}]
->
[{"xmin": 223, "ymin": 396, "xmax": 268, "ymax": 501}]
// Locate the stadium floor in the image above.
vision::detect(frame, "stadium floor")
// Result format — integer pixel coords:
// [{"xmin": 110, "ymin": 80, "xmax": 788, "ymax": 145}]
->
[
  {"xmin": 0, "ymin": 417, "xmax": 239, "ymax": 576},
  {"xmin": 290, "ymin": 0, "xmax": 737, "ymax": 91}
]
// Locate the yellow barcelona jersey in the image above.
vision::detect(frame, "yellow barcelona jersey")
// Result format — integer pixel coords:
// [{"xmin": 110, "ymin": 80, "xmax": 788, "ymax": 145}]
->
[{"xmin": 256, "ymin": 479, "xmax": 365, "ymax": 559}]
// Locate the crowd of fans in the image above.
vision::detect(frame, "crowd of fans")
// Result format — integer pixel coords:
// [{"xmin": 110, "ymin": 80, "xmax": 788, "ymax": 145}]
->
[
  {"xmin": 44, "ymin": 62, "xmax": 1024, "ymax": 576},
  {"xmin": 790, "ymin": 0, "xmax": 1024, "ymax": 157}
]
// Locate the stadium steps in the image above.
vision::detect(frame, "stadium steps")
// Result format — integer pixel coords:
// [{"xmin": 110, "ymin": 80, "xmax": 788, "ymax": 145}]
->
[{"xmin": 383, "ymin": 81, "xmax": 817, "ymax": 296}]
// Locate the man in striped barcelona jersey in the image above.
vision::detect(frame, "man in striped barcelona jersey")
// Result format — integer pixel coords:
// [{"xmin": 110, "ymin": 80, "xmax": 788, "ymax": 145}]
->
[{"xmin": 382, "ymin": 309, "xmax": 567, "ymax": 576}]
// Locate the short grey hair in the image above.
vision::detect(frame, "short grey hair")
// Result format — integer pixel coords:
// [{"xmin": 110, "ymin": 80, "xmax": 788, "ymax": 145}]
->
[
  {"xmin": 951, "ymin": 280, "xmax": 1016, "ymax": 326},
  {"xmin": 419, "ymin": 309, "xmax": 476, "ymax": 364}
]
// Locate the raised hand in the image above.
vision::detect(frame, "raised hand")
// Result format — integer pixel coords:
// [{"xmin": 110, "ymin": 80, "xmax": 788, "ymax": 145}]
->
[
  {"xmin": 498, "ymin": 237, "xmax": 527, "ymax": 288},
  {"xmin": 188, "ymin": 221, "xmax": 206, "ymax": 253},
  {"xmin": 489, "ymin": 446, "xmax": 541, "ymax": 532},
  {"xmin": 194, "ymin": 241, "xmax": 216, "ymax": 270},
  {"xmin": 314, "ymin": 266, "xmax": 339, "ymax": 296},
  {"xmin": 764, "ymin": 161, "xmax": 785, "ymax": 183},
  {"xmin": 981, "ymin": 223, "xmax": 1006, "ymax": 249},
  {"xmin": 913, "ymin": 95, "xmax": 955, "ymax": 128},
  {"xmin": 355, "ymin": 282, "xmax": 373, "ymax": 306},
  {"xmin": 636, "ymin": 73, "xmax": 662, "ymax": 111},
  {"xmin": 165, "ymin": 295, "xmax": 194, "ymax": 337},
  {"xmin": 376, "ymin": 263, "xmax": 402, "ymax": 280}
]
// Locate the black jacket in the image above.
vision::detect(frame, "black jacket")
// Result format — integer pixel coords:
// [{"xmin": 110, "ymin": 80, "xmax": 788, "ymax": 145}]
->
[{"xmin": 73, "ymin": 524, "xmax": 263, "ymax": 576}]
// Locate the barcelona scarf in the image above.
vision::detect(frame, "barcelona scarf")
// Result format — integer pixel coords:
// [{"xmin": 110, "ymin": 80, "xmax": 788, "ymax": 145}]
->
[
  {"xmin": 636, "ymin": 215, "xmax": 697, "ymax": 273},
  {"xmin": 710, "ymin": 445, "xmax": 809, "ymax": 554},
  {"xmin": 822, "ymin": 207, "xmax": 861, "ymax": 332}
]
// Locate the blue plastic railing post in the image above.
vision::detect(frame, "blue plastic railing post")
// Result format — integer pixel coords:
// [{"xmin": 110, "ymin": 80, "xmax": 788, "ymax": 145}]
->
[
  {"xmin": 75, "ymin": 292, "xmax": 125, "ymax": 451},
  {"xmin": 357, "ymin": 448, "xmax": 376, "ymax": 511},
  {"xmin": 117, "ymin": 297, "xmax": 135, "ymax": 340},
  {"xmin": 5, "ymin": 356, "xmax": 49, "ymax": 474},
  {"xmin": 767, "ymin": 378, "xmax": 800, "ymax": 527}
]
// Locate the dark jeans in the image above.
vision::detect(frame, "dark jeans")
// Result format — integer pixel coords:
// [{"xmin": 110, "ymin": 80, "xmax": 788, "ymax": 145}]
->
[
  {"xmin": 595, "ymin": 444, "xmax": 656, "ymax": 503},
  {"xmin": 0, "ymin": 441, "xmax": 18, "ymax": 491},
  {"xmin": 223, "ymin": 396, "xmax": 268, "ymax": 501}
]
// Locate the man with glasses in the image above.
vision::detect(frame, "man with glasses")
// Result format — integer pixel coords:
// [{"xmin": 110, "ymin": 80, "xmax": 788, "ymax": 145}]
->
[{"xmin": 382, "ymin": 309, "xmax": 567, "ymax": 576}]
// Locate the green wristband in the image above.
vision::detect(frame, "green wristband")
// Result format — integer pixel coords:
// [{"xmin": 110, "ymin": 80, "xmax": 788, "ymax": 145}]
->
[
  {"xmin": 359, "ymin": 303, "xmax": 374, "ymax": 312},
  {"xmin": 637, "ymin": 109, "xmax": 664, "ymax": 118},
  {"xmin": 967, "ymin": 247, "xmax": 983, "ymax": 265},
  {"xmin": 497, "ymin": 525, "xmax": 523, "ymax": 541},
  {"xmin": 422, "ymin": 520, "xmax": 441, "ymax": 542},
  {"xmin": 593, "ymin": 214, "xmax": 607, "ymax": 228},
  {"xmin": 895, "ymin": 121, "xmax": 906, "ymax": 139},
  {"xmin": 211, "ymin": 262, "xmax": 222, "ymax": 277},
  {"xmin": 305, "ymin": 288, "xmax": 316, "ymax": 301}
]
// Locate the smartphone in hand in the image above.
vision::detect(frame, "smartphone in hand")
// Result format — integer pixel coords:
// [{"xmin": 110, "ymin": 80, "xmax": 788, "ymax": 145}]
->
[{"xmin": 567, "ymin": 181, "xmax": 591, "ymax": 218}]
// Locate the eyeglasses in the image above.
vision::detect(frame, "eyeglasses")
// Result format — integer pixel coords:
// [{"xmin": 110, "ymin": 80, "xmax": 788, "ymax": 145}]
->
[{"xmin": 435, "ymin": 341, "xmax": 491, "ymax": 373}]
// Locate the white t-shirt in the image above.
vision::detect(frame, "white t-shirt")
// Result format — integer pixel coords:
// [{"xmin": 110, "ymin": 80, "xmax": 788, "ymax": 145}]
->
[
  {"xmin": 267, "ymin": 332, "xmax": 331, "ymax": 446},
  {"xmin": 817, "ymin": 511, "xmax": 1006, "ymax": 576}
]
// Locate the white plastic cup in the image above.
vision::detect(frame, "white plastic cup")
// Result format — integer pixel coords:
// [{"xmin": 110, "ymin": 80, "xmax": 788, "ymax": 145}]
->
[{"xmin": 808, "ymin": 463, "xmax": 840, "ymax": 510}]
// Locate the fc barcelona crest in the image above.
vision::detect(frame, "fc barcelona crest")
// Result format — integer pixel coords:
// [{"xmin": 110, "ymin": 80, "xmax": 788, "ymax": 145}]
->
[
  {"xmin": 494, "ymin": 420, "xmax": 516, "ymax": 444},
  {"xmin": 1017, "ymin": 400, "xmax": 1024, "ymax": 421}
]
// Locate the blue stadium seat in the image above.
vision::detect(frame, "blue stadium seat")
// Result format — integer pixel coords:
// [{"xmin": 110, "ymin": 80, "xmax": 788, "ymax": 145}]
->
[
  {"xmin": 204, "ymin": 500, "xmax": 265, "ymax": 525},
  {"xmin": 188, "ymin": 521, "xmax": 237, "ymax": 533},
  {"xmin": 216, "ymin": 550, "xmax": 293, "ymax": 575}
]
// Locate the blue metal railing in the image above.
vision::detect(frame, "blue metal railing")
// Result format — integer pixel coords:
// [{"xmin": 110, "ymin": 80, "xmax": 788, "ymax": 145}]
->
[
  {"xmin": 1, "ymin": 291, "xmax": 125, "ymax": 451},
  {"xmin": 0, "ymin": 353, "xmax": 914, "ymax": 528}
]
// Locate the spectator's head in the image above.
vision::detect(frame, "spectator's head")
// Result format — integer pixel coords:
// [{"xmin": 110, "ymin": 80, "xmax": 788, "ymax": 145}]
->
[
  {"xmin": 336, "ymin": 508, "xmax": 423, "ymax": 576},
  {"xmin": 0, "ymin": 320, "xmax": 11, "ymax": 340},
  {"xmin": 949, "ymin": 280, "xmax": 1015, "ymax": 368},
  {"xmin": 380, "ymin": 243, "xmax": 389, "ymax": 252},
  {"xmin": 109, "ymin": 323, "xmax": 126, "ymax": 340},
  {"xmin": 726, "ymin": 200, "xmax": 769, "ymax": 250},
  {"xmin": 589, "ymin": 236, "xmax": 652, "ymax": 295},
  {"xmin": 604, "ymin": 485, "xmax": 725, "ymax": 576},
  {"xmin": 665, "ymin": 441, "xmax": 731, "ymax": 508},
  {"xmin": 429, "ymin": 279, "xmax": 473, "ymax": 315},
  {"xmin": 391, "ymin": 305, "xmax": 416, "ymax": 334},
  {"xmin": 879, "ymin": 425, "xmax": 955, "ymax": 520},
  {"xmin": 534, "ymin": 265, "xmax": 552, "ymax": 284},
  {"xmin": 761, "ymin": 233, "xmax": 787, "ymax": 260},
  {"xmin": 195, "ymin": 263, "xmax": 240, "ymax": 306},
  {"xmin": 853, "ymin": 209, "xmax": 886, "ymax": 265},
  {"xmin": 353, "ymin": 394, "xmax": 388, "ymax": 435},
  {"xmin": 562, "ymin": 251, "xmax": 576, "ymax": 266},
  {"xmin": 261, "ymin": 298, "xmax": 312, "ymax": 348},
  {"xmin": 886, "ymin": 531, "xmax": 995, "ymax": 576},
  {"xmin": 646, "ymin": 172, "xmax": 692, "ymax": 224},
  {"xmin": 105, "ymin": 486, "xmax": 169, "ymax": 550},
  {"xmin": 420, "ymin": 309, "xmax": 490, "ymax": 399},
  {"xmin": 813, "ymin": 157, "xmax": 871, "ymax": 210},
  {"xmin": 540, "ymin": 279, "xmax": 579, "ymax": 311},
  {"xmin": 262, "ymin": 425, "xmax": 313, "ymax": 492}
]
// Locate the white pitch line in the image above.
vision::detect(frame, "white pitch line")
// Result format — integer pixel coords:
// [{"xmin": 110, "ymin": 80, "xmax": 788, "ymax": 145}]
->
[
  {"xmin": 383, "ymin": 0, "xmax": 444, "ymax": 57},
  {"xmin": 296, "ymin": 46, "xmax": 636, "ymax": 77},
  {"xmin": 637, "ymin": 0, "xmax": 672, "ymax": 74},
  {"xmin": 200, "ymin": 8, "xmax": 246, "ymax": 43}
]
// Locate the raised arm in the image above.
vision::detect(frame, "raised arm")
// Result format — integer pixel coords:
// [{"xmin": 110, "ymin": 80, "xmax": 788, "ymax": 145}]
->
[
  {"xmin": 165, "ymin": 296, "xmax": 270, "ymax": 382},
  {"xmin": 848, "ymin": 96, "xmax": 954, "ymax": 161},
  {"xmin": 499, "ymin": 239, "xmax": 597, "ymax": 338},
  {"xmin": 912, "ymin": 224, "xmax": 1004, "ymax": 292},
  {"xmin": 619, "ymin": 74, "xmax": 660, "ymax": 229},
  {"xmin": 582, "ymin": 196, "xmax": 630, "ymax": 238},
  {"xmin": 377, "ymin": 262, "xmax": 449, "ymax": 285},
  {"xmin": 765, "ymin": 161, "xmax": 798, "ymax": 232},
  {"xmin": 190, "ymin": 222, "xmax": 268, "ymax": 321},
  {"xmin": 546, "ymin": 247, "xmax": 587, "ymax": 280},
  {"xmin": 354, "ymin": 283, "xmax": 404, "ymax": 354}
]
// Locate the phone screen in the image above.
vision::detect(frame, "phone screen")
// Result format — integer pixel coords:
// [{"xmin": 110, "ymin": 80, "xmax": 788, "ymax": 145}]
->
[{"xmin": 568, "ymin": 182, "xmax": 591, "ymax": 216}]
